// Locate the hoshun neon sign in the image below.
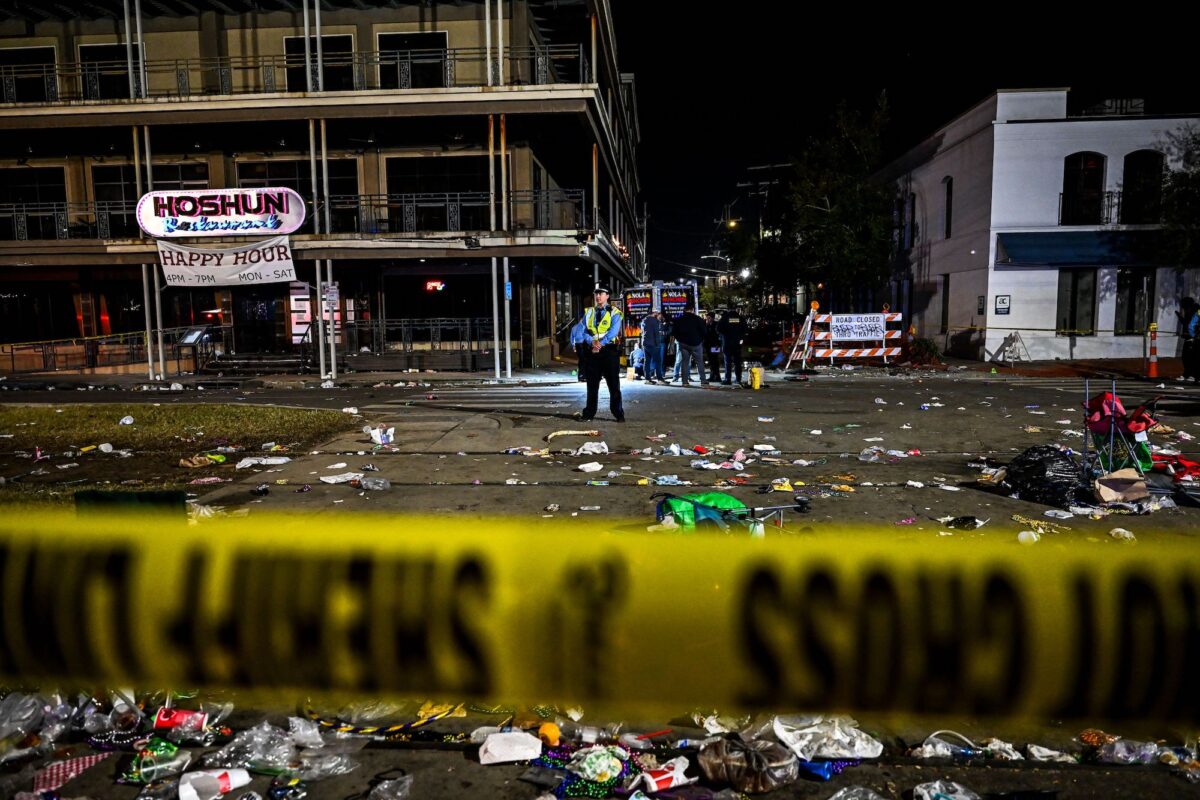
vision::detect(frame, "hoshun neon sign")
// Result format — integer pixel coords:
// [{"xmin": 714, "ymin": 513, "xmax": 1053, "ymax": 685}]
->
[{"xmin": 137, "ymin": 187, "xmax": 307, "ymax": 238}]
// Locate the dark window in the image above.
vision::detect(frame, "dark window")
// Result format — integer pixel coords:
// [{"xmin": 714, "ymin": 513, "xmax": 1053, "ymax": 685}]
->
[
  {"xmin": 91, "ymin": 165, "xmax": 141, "ymax": 237},
  {"xmin": 1119, "ymin": 150, "xmax": 1165, "ymax": 224},
  {"xmin": 1114, "ymin": 268, "xmax": 1156, "ymax": 335},
  {"xmin": 384, "ymin": 155, "xmax": 490, "ymax": 231},
  {"xmin": 377, "ymin": 32, "xmax": 448, "ymax": 89},
  {"xmin": 150, "ymin": 163, "xmax": 209, "ymax": 191},
  {"xmin": 942, "ymin": 176, "xmax": 953, "ymax": 238},
  {"xmin": 1057, "ymin": 269, "xmax": 1097, "ymax": 335},
  {"xmin": 939, "ymin": 274, "xmax": 950, "ymax": 335},
  {"xmin": 1061, "ymin": 152, "xmax": 1107, "ymax": 225},
  {"xmin": 0, "ymin": 46, "xmax": 57, "ymax": 102},
  {"xmin": 284, "ymin": 35, "xmax": 354, "ymax": 92},
  {"xmin": 79, "ymin": 43, "xmax": 141, "ymax": 100},
  {"xmin": 0, "ymin": 166, "xmax": 67, "ymax": 239},
  {"xmin": 0, "ymin": 286, "xmax": 78, "ymax": 343},
  {"xmin": 238, "ymin": 158, "xmax": 357, "ymax": 231}
]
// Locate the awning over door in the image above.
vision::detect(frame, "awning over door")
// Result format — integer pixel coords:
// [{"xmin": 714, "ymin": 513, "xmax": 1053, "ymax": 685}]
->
[{"xmin": 995, "ymin": 231, "xmax": 1161, "ymax": 268}]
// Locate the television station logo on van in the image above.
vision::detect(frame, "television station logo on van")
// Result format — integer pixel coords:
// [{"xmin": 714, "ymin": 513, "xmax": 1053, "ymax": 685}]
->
[{"xmin": 136, "ymin": 187, "xmax": 307, "ymax": 238}]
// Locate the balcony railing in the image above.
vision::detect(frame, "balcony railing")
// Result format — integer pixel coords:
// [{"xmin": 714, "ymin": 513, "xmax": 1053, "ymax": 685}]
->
[
  {"xmin": 1059, "ymin": 191, "xmax": 1117, "ymax": 225},
  {"xmin": 0, "ymin": 201, "xmax": 138, "ymax": 240},
  {"xmin": 0, "ymin": 45, "xmax": 589, "ymax": 105},
  {"xmin": 0, "ymin": 190, "xmax": 587, "ymax": 241},
  {"xmin": 1115, "ymin": 190, "xmax": 1163, "ymax": 225}
]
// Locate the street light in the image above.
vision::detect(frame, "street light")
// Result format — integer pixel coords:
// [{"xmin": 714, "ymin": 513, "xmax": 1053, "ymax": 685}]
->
[{"xmin": 740, "ymin": 268, "xmax": 750, "ymax": 279}]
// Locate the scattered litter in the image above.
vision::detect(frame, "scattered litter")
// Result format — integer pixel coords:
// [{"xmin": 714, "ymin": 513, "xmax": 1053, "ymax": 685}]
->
[
  {"xmin": 119, "ymin": 416, "xmax": 134, "ymax": 425},
  {"xmin": 577, "ymin": 462, "xmax": 604, "ymax": 473},
  {"xmin": 938, "ymin": 485, "xmax": 962, "ymax": 492},
  {"xmin": 906, "ymin": 480, "xmax": 925, "ymax": 488},
  {"xmin": 757, "ymin": 416, "xmax": 775, "ymax": 423},
  {"xmin": 235, "ymin": 457, "xmax": 291, "ymax": 470},
  {"xmin": 941, "ymin": 515, "xmax": 987, "ymax": 529},
  {"xmin": 366, "ymin": 425, "xmax": 395, "ymax": 446},
  {"xmin": 479, "ymin": 731, "xmax": 542, "ymax": 765},
  {"xmin": 914, "ymin": 780, "xmax": 981, "ymax": 800},
  {"xmin": 1017, "ymin": 530, "xmax": 1040, "ymax": 544},
  {"xmin": 341, "ymin": 407, "xmax": 359, "ymax": 414},
  {"xmin": 1109, "ymin": 527, "xmax": 1136, "ymax": 541},
  {"xmin": 544, "ymin": 504, "xmax": 560, "ymax": 512},
  {"xmin": 873, "ymin": 397, "xmax": 887, "ymax": 404},
  {"xmin": 895, "ymin": 517, "xmax": 916, "ymax": 525},
  {"xmin": 772, "ymin": 715, "xmax": 883, "ymax": 761},
  {"xmin": 809, "ymin": 430, "xmax": 823, "ymax": 435},
  {"xmin": 547, "ymin": 430, "xmax": 601, "ymax": 442},
  {"xmin": 1027, "ymin": 743, "xmax": 1076, "ymax": 763},
  {"xmin": 579, "ymin": 506, "xmax": 601, "ymax": 511},
  {"xmin": 326, "ymin": 462, "xmax": 348, "ymax": 469},
  {"xmin": 574, "ymin": 442, "xmax": 609, "ymax": 456},
  {"xmin": 319, "ymin": 472, "xmax": 364, "ymax": 484},
  {"xmin": 1044, "ymin": 509, "xmax": 1074, "ymax": 519}
]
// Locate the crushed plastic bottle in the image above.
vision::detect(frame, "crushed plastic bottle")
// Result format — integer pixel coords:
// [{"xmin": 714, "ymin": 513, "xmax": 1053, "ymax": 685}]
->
[{"xmin": 359, "ymin": 477, "xmax": 391, "ymax": 491}]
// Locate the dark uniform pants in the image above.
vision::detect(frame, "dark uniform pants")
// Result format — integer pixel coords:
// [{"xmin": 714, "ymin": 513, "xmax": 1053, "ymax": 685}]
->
[
  {"xmin": 584, "ymin": 345, "xmax": 624, "ymax": 419},
  {"xmin": 723, "ymin": 345, "xmax": 743, "ymax": 384},
  {"xmin": 707, "ymin": 348, "xmax": 722, "ymax": 382},
  {"xmin": 1185, "ymin": 338, "xmax": 1199, "ymax": 380}
]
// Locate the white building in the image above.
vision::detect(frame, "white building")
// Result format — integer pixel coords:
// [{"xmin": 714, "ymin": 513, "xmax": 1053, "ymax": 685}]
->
[{"xmin": 884, "ymin": 88, "xmax": 1198, "ymax": 362}]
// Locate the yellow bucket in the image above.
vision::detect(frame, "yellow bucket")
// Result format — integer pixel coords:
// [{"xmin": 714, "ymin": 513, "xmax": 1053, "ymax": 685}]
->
[{"xmin": 750, "ymin": 367, "xmax": 763, "ymax": 390}]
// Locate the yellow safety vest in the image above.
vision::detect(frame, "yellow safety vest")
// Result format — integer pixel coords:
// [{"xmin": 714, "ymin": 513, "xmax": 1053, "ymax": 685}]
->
[{"xmin": 585, "ymin": 307, "xmax": 614, "ymax": 337}]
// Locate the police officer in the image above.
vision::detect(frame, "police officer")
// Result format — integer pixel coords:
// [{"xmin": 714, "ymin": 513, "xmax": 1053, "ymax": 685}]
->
[
  {"xmin": 577, "ymin": 285, "xmax": 625, "ymax": 422},
  {"xmin": 717, "ymin": 306, "xmax": 748, "ymax": 386}
]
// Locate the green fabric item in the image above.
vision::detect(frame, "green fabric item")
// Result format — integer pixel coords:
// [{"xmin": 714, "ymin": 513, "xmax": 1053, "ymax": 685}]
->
[{"xmin": 660, "ymin": 492, "xmax": 748, "ymax": 529}]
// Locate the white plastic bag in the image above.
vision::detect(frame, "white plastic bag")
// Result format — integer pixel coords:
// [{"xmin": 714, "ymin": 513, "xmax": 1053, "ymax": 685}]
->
[
  {"xmin": 772, "ymin": 715, "xmax": 883, "ymax": 761},
  {"xmin": 479, "ymin": 731, "xmax": 542, "ymax": 765},
  {"xmin": 914, "ymin": 780, "xmax": 981, "ymax": 800}
]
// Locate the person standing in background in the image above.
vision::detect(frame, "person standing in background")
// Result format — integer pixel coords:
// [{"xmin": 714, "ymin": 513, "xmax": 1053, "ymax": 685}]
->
[
  {"xmin": 641, "ymin": 310, "xmax": 665, "ymax": 384},
  {"xmin": 718, "ymin": 306, "xmax": 747, "ymax": 386},
  {"xmin": 671, "ymin": 303, "xmax": 708, "ymax": 387},
  {"xmin": 704, "ymin": 311, "xmax": 723, "ymax": 384}
]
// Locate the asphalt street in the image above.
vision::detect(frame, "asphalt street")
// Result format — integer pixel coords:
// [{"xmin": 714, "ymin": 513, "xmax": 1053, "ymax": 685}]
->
[
  {"xmin": 9, "ymin": 367, "xmax": 1200, "ymax": 539},
  {"xmin": 4, "ymin": 368, "xmax": 1200, "ymax": 798}
]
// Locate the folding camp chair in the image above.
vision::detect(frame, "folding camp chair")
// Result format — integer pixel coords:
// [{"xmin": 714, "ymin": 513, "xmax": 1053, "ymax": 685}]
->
[
  {"xmin": 1082, "ymin": 381, "xmax": 1160, "ymax": 476},
  {"xmin": 652, "ymin": 492, "xmax": 809, "ymax": 534}
]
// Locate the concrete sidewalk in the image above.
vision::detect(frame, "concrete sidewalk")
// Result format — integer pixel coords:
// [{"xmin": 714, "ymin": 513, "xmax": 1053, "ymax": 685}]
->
[{"xmin": 0, "ymin": 358, "xmax": 584, "ymax": 392}]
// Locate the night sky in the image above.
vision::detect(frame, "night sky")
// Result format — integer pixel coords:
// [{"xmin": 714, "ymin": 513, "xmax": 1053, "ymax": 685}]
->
[{"xmin": 609, "ymin": 6, "xmax": 1199, "ymax": 280}]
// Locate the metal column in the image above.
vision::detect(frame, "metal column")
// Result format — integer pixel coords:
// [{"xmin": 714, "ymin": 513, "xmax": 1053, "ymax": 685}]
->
[
  {"xmin": 321, "ymin": 119, "xmax": 335, "ymax": 379},
  {"xmin": 314, "ymin": 0, "xmax": 324, "ymax": 91},
  {"xmin": 309, "ymin": 119, "xmax": 327, "ymax": 378},
  {"xmin": 503, "ymin": 257, "xmax": 512, "ymax": 378},
  {"xmin": 144, "ymin": 125, "xmax": 164, "ymax": 377},
  {"xmin": 302, "ymin": 0, "xmax": 313, "ymax": 92},
  {"xmin": 500, "ymin": 114, "xmax": 508, "ymax": 231},
  {"xmin": 133, "ymin": 126, "xmax": 153, "ymax": 380},
  {"xmin": 491, "ymin": 257, "xmax": 501, "ymax": 379},
  {"xmin": 133, "ymin": 0, "xmax": 147, "ymax": 97}
]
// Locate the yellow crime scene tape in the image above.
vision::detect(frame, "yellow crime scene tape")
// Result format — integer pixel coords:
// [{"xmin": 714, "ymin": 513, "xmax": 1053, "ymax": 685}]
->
[{"xmin": 1, "ymin": 512, "xmax": 1197, "ymax": 724}]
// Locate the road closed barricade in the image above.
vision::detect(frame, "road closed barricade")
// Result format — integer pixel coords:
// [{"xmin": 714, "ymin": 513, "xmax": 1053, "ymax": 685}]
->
[{"xmin": 805, "ymin": 310, "xmax": 904, "ymax": 367}]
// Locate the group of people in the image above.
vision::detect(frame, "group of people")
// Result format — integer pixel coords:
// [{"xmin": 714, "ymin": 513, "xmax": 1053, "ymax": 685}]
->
[
  {"xmin": 635, "ymin": 304, "xmax": 747, "ymax": 387},
  {"xmin": 570, "ymin": 284, "xmax": 750, "ymax": 423}
]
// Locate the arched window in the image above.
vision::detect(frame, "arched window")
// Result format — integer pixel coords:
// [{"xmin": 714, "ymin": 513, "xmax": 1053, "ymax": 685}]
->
[
  {"xmin": 1061, "ymin": 152, "xmax": 1107, "ymax": 225},
  {"xmin": 942, "ymin": 176, "xmax": 953, "ymax": 239},
  {"xmin": 1120, "ymin": 149, "xmax": 1165, "ymax": 224}
]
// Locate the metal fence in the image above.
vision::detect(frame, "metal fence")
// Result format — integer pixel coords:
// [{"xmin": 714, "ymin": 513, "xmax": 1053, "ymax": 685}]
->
[
  {"xmin": 0, "ymin": 189, "xmax": 587, "ymax": 241},
  {"xmin": 0, "ymin": 325, "xmax": 230, "ymax": 376},
  {"xmin": 0, "ymin": 45, "xmax": 589, "ymax": 104},
  {"xmin": 348, "ymin": 317, "xmax": 499, "ymax": 354}
]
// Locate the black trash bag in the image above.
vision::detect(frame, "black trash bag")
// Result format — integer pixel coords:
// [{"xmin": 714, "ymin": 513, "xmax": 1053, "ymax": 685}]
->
[
  {"xmin": 698, "ymin": 734, "xmax": 799, "ymax": 794},
  {"xmin": 1006, "ymin": 445, "xmax": 1081, "ymax": 508}
]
